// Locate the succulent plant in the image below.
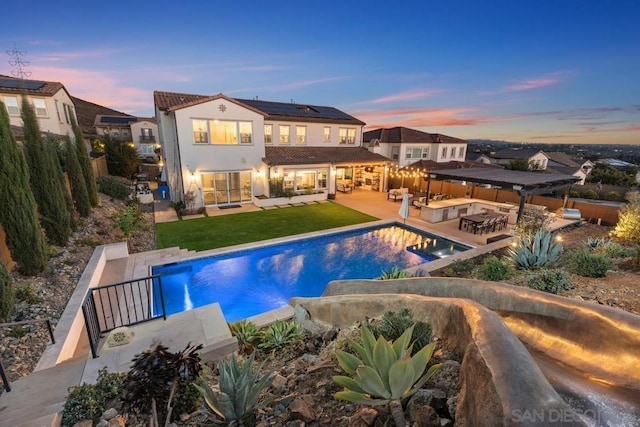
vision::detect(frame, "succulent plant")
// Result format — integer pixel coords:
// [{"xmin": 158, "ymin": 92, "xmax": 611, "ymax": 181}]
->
[
  {"xmin": 333, "ymin": 324, "xmax": 441, "ymax": 427},
  {"xmin": 378, "ymin": 266, "xmax": 411, "ymax": 279},
  {"xmin": 258, "ymin": 319, "xmax": 302, "ymax": 350},
  {"xmin": 228, "ymin": 319, "xmax": 261, "ymax": 354},
  {"xmin": 508, "ymin": 229, "xmax": 563, "ymax": 269},
  {"xmin": 195, "ymin": 352, "xmax": 274, "ymax": 425}
]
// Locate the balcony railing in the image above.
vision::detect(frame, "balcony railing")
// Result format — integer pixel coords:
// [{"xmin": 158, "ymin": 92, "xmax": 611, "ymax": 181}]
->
[
  {"xmin": 138, "ymin": 135, "xmax": 156, "ymax": 143},
  {"xmin": 81, "ymin": 275, "xmax": 166, "ymax": 358}
]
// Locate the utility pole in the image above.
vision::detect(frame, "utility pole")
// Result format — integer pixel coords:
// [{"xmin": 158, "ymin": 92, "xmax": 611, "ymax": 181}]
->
[{"xmin": 6, "ymin": 43, "xmax": 31, "ymax": 79}]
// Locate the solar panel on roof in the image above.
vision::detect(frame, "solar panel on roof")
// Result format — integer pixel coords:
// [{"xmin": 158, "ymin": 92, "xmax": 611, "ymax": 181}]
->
[
  {"xmin": 0, "ymin": 79, "xmax": 46, "ymax": 90},
  {"xmin": 100, "ymin": 116, "xmax": 135, "ymax": 124}
]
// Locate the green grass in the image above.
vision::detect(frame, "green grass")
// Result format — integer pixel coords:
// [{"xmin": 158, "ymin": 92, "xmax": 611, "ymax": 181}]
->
[{"xmin": 156, "ymin": 202, "xmax": 379, "ymax": 251}]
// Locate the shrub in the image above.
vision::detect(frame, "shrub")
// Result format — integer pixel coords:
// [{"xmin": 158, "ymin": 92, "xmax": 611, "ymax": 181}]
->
[
  {"xmin": 114, "ymin": 202, "xmax": 145, "ymax": 239},
  {"xmin": 586, "ymin": 237, "xmax": 631, "ymax": 259},
  {"xmin": 477, "ymin": 255, "xmax": 512, "ymax": 281},
  {"xmin": 582, "ymin": 189, "xmax": 598, "ymax": 199},
  {"xmin": 525, "ymin": 268, "xmax": 574, "ymax": 294},
  {"xmin": 611, "ymin": 191, "xmax": 640, "ymax": 244},
  {"xmin": 61, "ymin": 368, "xmax": 126, "ymax": 426},
  {"xmin": 508, "ymin": 229, "xmax": 563, "ymax": 270},
  {"xmin": 333, "ymin": 325, "xmax": 441, "ymax": 427},
  {"xmin": 61, "ymin": 383, "xmax": 104, "ymax": 426},
  {"xmin": 605, "ymin": 191, "xmax": 621, "ymax": 201},
  {"xmin": 569, "ymin": 189, "xmax": 580, "ymax": 198},
  {"xmin": 97, "ymin": 175, "xmax": 132, "ymax": 200},
  {"xmin": 513, "ymin": 207, "xmax": 551, "ymax": 238},
  {"xmin": 196, "ymin": 352, "xmax": 274, "ymax": 425},
  {"xmin": 437, "ymin": 259, "xmax": 475, "ymax": 277},
  {"xmin": 369, "ymin": 308, "xmax": 432, "ymax": 356},
  {"xmin": 258, "ymin": 319, "xmax": 303, "ymax": 350},
  {"xmin": 569, "ymin": 249, "xmax": 612, "ymax": 278},
  {"xmin": 121, "ymin": 343, "xmax": 203, "ymax": 425},
  {"xmin": 229, "ymin": 319, "xmax": 261, "ymax": 354},
  {"xmin": 0, "ymin": 260, "xmax": 14, "ymax": 322},
  {"xmin": 14, "ymin": 283, "xmax": 43, "ymax": 304}
]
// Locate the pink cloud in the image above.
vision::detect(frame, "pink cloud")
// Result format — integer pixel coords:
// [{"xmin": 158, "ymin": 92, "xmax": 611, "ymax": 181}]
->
[
  {"xmin": 360, "ymin": 89, "xmax": 442, "ymax": 105},
  {"xmin": 30, "ymin": 65, "xmax": 152, "ymax": 114},
  {"xmin": 504, "ymin": 73, "xmax": 560, "ymax": 92},
  {"xmin": 353, "ymin": 106, "xmax": 493, "ymax": 129},
  {"xmin": 33, "ymin": 48, "xmax": 122, "ymax": 62}
]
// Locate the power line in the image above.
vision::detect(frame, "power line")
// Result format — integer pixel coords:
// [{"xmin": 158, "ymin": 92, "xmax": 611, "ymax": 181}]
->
[{"xmin": 6, "ymin": 43, "xmax": 31, "ymax": 79}]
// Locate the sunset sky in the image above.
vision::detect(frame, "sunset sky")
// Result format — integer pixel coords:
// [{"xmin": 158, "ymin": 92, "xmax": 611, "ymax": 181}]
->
[{"xmin": 1, "ymin": 1, "xmax": 638, "ymax": 144}]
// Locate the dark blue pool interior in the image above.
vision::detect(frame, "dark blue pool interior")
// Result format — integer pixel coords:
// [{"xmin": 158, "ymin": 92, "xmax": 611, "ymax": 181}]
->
[{"xmin": 153, "ymin": 224, "xmax": 470, "ymax": 322}]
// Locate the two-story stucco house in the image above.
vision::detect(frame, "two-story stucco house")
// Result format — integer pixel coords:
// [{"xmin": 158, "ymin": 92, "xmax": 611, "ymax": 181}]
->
[
  {"xmin": 93, "ymin": 115, "xmax": 159, "ymax": 161},
  {"xmin": 363, "ymin": 127, "xmax": 468, "ymax": 168},
  {"xmin": 154, "ymin": 91, "xmax": 390, "ymax": 207},
  {"xmin": 0, "ymin": 74, "xmax": 77, "ymax": 139},
  {"xmin": 490, "ymin": 148, "xmax": 549, "ymax": 170}
]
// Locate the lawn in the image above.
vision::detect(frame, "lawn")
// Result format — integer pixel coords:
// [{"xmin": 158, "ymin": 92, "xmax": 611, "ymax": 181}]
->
[{"xmin": 155, "ymin": 202, "xmax": 379, "ymax": 251}]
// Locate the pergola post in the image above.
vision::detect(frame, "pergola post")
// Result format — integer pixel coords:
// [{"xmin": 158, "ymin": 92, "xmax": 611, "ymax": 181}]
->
[{"xmin": 517, "ymin": 191, "xmax": 527, "ymax": 222}]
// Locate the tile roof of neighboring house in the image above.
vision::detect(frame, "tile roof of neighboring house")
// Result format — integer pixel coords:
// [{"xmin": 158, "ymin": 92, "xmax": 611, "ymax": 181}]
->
[
  {"xmin": 264, "ymin": 146, "xmax": 390, "ymax": 166},
  {"xmin": 544, "ymin": 151, "xmax": 581, "ymax": 167},
  {"xmin": 72, "ymin": 96, "xmax": 132, "ymax": 137},
  {"xmin": 492, "ymin": 148, "xmax": 544, "ymax": 159},
  {"xmin": 363, "ymin": 127, "xmax": 467, "ymax": 144},
  {"xmin": 403, "ymin": 159, "xmax": 500, "ymax": 171},
  {"xmin": 0, "ymin": 74, "xmax": 66, "ymax": 96},
  {"xmin": 547, "ymin": 166, "xmax": 583, "ymax": 176},
  {"xmin": 153, "ymin": 90, "xmax": 364, "ymax": 125}
]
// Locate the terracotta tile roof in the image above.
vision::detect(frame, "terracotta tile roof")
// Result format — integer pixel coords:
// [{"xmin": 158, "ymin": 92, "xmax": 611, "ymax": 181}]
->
[
  {"xmin": 72, "ymin": 96, "xmax": 132, "ymax": 136},
  {"xmin": 364, "ymin": 127, "xmax": 467, "ymax": 144},
  {"xmin": 0, "ymin": 74, "xmax": 65, "ymax": 96},
  {"xmin": 264, "ymin": 146, "xmax": 390, "ymax": 166},
  {"xmin": 153, "ymin": 90, "xmax": 363, "ymax": 124},
  {"xmin": 544, "ymin": 151, "xmax": 580, "ymax": 167},
  {"xmin": 492, "ymin": 148, "xmax": 544, "ymax": 159}
]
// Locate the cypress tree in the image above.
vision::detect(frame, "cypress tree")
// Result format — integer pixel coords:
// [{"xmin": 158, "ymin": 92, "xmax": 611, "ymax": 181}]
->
[
  {"xmin": 21, "ymin": 96, "xmax": 73, "ymax": 246},
  {"xmin": 64, "ymin": 134, "xmax": 91, "ymax": 217},
  {"xmin": 72, "ymin": 117, "xmax": 98, "ymax": 207},
  {"xmin": 46, "ymin": 135, "xmax": 77, "ymax": 230},
  {"xmin": 0, "ymin": 259, "xmax": 13, "ymax": 322},
  {"xmin": 0, "ymin": 101, "xmax": 47, "ymax": 275}
]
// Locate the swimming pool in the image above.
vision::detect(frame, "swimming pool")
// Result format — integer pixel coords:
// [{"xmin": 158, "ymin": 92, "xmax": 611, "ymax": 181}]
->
[{"xmin": 153, "ymin": 223, "xmax": 470, "ymax": 322}]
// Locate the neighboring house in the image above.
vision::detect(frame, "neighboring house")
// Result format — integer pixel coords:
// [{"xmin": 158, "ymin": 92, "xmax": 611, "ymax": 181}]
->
[
  {"xmin": 72, "ymin": 96, "xmax": 132, "ymax": 141},
  {"xmin": 94, "ymin": 115, "xmax": 159, "ymax": 161},
  {"xmin": 154, "ymin": 91, "xmax": 390, "ymax": 206},
  {"xmin": 363, "ymin": 127, "xmax": 468, "ymax": 167},
  {"xmin": 0, "ymin": 74, "xmax": 77, "ymax": 140},
  {"xmin": 491, "ymin": 148, "xmax": 549, "ymax": 170},
  {"xmin": 545, "ymin": 151, "xmax": 593, "ymax": 185}
]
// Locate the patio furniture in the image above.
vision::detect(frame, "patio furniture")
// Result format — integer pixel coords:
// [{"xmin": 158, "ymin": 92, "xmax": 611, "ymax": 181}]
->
[
  {"xmin": 412, "ymin": 196, "xmax": 428, "ymax": 209},
  {"xmin": 459, "ymin": 212, "xmax": 505, "ymax": 234},
  {"xmin": 337, "ymin": 182, "xmax": 353, "ymax": 193},
  {"xmin": 388, "ymin": 189, "xmax": 412, "ymax": 202}
]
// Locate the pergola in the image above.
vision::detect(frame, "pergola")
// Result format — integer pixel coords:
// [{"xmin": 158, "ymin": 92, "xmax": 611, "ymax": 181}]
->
[{"xmin": 426, "ymin": 168, "xmax": 582, "ymax": 221}]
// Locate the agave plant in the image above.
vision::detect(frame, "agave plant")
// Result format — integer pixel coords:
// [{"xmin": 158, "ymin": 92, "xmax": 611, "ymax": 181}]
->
[
  {"xmin": 258, "ymin": 319, "xmax": 302, "ymax": 350},
  {"xmin": 333, "ymin": 325, "xmax": 441, "ymax": 427},
  {"xmin": 508, "ymin": 229, "xmax": 563, "ymax": 270},
  {"xmin": 195, "ymin": 352, "xmax": 274, "ymax": 425},
  {"xmin": 378, "ymin": 266, "xmax": 411, "ymax": 280},
  {"xmin": 229, "ymin": 320, "xmax": 261, "ymax": 354}
]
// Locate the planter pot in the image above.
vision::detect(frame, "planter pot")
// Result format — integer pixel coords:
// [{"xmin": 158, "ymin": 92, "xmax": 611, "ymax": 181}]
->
[{"xmin": 253, "ymin": 192, "xmax": 326, "ymax": 208}]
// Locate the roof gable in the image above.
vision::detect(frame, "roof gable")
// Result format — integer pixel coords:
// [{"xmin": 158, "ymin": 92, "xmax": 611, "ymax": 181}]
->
[{"xmin": 492, "ymin": 148, "xmax": 546, "ymax": 160}]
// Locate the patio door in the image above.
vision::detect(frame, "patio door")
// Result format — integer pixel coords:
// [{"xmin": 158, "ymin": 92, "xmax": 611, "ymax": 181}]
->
[{"xmin": 202, "ymin": 171, "xmax": 252, "ymax": 205}]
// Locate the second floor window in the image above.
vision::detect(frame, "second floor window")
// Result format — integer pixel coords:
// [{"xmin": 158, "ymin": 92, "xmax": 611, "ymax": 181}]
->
[
  {"xmin": 339, "ymin": 128, "xmax": 356, "ymax": 144},
  {"xmin": 191, "ymin": 119, "xmax": 253, "ymax": 144},
  {"xmin": 296, "ymin": 126, "xmax": 306, "ymax": 144},
  {"xmin": 264, "ymin": 124, "xmax": 273, "ymax": 144},
  {"xmin": 391, "ymin": 146, "xmax": 400, "ymax": 160},
  {"xmin": 406, "ymin": 147, "xmax": 428, "ymax": 159},
  {"xmin": 323, "ymin": 127, "xmax": 331, "ymax": 142},
  {"xmin": 279, "ymin": 125, "xmax": 290, "ymax": 144},
  {"xmin": 3, "ymin": 96, "xmax": 19, "ymax": 115},
  {"xmin": 33, "ymin": 99, "xmax": 48, "ymax": 117},
  {"xmin": 441, "ymin": 147, "xmax": 448, "ymax": 158}
]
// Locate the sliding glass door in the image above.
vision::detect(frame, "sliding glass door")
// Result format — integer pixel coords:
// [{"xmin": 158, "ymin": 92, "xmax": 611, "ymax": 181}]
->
[{"xmin": 202, "ymin": 171, "xmax": 252, "ymax": 205}]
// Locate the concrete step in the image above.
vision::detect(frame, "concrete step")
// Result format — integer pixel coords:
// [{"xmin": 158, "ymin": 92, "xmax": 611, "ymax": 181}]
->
[
  {"xmin": 0, "ymin": 355, "xmax": 86, "ymax": 427},
  {"xmin": 200, "ymin": 336, "xmax": 239, "ymax": 362}
]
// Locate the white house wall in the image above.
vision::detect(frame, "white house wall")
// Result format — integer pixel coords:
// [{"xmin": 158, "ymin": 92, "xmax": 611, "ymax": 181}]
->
[
  {"xmin": 173, "ymin": 100, "xmax": 266, "ymax": 204},
  {"xmin": 264, "ymin": 120, "xmax": 362, "ymax": 146},
  {"xmin": 156, "ymin": 106, "xmax": 182, "ymax": 202},
  {"xmin": 3, "ymin": 89, "xmax": 76, "ymax": 136}
]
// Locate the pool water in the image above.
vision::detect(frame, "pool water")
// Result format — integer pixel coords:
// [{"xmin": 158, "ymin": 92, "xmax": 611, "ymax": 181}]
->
[{"xmin": 153, "ymin": 224, "xmax": 470, "ymax": 322}]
